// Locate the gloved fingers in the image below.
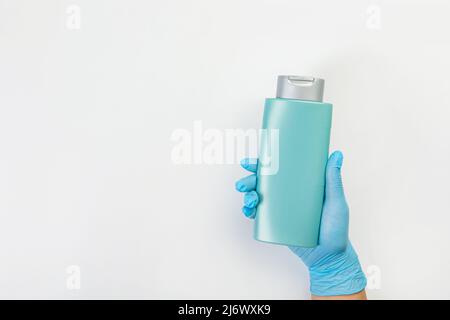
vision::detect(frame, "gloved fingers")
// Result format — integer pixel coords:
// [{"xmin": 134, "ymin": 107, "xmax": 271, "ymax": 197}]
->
[
  {"xmin": 237, "ymin": 160, "xmax": 258, "ymax": 219},
  {"xmin": 235, "ymin": 174, "xmax": 257, "ymax": 192},
  {"xmin": 244, "ymin": 191, "xmax": 259, "ymax": 208},
  {"xmin": 325, "ymin": 150, "xmax": 346, "ymax": 201},
  {"xmin": 242, "ymin": 191, "xmax": 259, "ymax": 219},
  {"xmin": 240, "ymin": 158, "xmax": 258, "ymax": 173},
  {"xmin": 242, "ymin": 206, "xmax": 256, "ymax": 219}
]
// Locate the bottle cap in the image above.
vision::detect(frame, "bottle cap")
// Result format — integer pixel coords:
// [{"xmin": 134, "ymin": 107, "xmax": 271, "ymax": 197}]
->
[{"xmin": 276, "ymin": 75, "xmax": 324, "ymax": 102}]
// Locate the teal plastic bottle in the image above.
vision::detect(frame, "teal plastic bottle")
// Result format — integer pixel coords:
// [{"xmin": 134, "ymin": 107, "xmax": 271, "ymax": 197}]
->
[{"xmin": 255, "ymin": 76, "xmax": 332, "ymax": 247}]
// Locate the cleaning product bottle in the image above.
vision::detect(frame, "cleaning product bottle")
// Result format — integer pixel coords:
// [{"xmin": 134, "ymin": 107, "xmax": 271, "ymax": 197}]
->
[{"xmin": 255, "ymin": 75, "xmax": 332, "ymax": 247}]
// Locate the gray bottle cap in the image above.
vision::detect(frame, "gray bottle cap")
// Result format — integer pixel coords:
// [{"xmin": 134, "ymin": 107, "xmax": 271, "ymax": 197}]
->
[{"xmin": 276, "ymin": 75, "xmax": 324, "ymax": 102}]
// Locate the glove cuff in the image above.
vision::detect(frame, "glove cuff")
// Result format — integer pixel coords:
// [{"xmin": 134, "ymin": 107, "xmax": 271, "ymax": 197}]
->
[{"xmin": 308, "ymin": 245, "xmax": 367, "ymax": 297}]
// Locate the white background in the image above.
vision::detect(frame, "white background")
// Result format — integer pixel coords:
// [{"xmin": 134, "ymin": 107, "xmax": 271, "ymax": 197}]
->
[{"xmin": 1, "ymin": 0, "xmax": 450, "ymax": 299}]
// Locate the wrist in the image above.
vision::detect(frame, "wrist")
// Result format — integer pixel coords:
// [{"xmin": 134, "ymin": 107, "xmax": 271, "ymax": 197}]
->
[{"xmin": 312, "ymin": 290, "xmax": 367, "ymax": 300}]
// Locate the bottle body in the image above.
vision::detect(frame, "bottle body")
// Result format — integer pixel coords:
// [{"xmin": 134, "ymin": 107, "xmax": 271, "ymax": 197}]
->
[{"xmin": 254, "ymin": 98, "xmax": 332, "ymax": 247}]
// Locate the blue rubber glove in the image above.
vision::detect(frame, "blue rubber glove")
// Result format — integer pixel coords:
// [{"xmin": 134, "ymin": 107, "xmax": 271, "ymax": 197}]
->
[{"xmin": 235, "ymin": 151, "xmax": 367, "ymax": 296}]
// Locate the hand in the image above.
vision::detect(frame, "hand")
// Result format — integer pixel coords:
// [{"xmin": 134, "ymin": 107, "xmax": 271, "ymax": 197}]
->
[{"xmin": 235, "ymin": 151, "xmax": 367, "ymax": 297}]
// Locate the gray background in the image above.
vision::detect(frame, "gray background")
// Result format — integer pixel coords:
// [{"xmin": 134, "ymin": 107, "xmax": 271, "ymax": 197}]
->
[{"xmin": 0, "ymin": 0, "xmax": 449, "ymax": 299}]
